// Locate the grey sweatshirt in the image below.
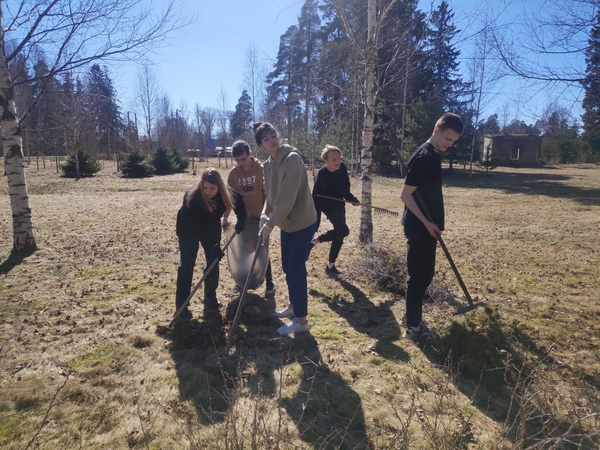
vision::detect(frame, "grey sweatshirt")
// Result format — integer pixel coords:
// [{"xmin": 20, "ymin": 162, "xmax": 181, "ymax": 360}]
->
[{"xmin": 264, "ymin": 144, "xmax": 317, "ymax": 233}]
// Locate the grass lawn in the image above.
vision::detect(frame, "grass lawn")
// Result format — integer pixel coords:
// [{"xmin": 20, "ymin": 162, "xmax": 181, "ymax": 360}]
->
[{"xmin": 0, "ymin": 157, "xmax": 598, "ymax": 449}]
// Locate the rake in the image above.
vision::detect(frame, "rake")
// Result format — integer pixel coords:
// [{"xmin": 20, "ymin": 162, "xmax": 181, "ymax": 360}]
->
[
  {"xmin": 168, "ymin": 231, "xmax": 237, "ymax": 328},
  {"xmin": 383, "ymin": 125, "xmax": 483, "ymax": 315},
  {"xmin": 223, "ymin": 238, "xmax": 263, "ymax": 357},
  {"xmin": 316, "ymin": 194, "xmax": 399, "ymax": 217}
]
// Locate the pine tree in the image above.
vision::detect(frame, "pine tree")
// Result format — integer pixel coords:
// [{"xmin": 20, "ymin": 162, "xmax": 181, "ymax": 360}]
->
[
  {"xmin": 265, "ymin": 25, "xmax": 302, "ymax": 138},
  {"xmin": 121, "ymin": 150, "xmax": 155, "ymax": 178},
  {"xmin": 230, "ymin": 90, "xmax": 253, "ymax": 140},
  {"xmin": 582, "ymin": 9, "xmax": 600, "ymax": 158},
  {"xmin": 60, "ymin": 149, "xmax": 101, "ymax": 178},
  {"xmin": 85, "ymin": 64, "xmax": 122, "ymax": 157}
]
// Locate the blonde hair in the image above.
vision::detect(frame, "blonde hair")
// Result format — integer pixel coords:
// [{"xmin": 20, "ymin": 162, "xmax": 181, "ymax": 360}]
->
[
  {"xmin": 321, "ymin": 145, "xmax": 342, "ymax": 161},
  {"xmin": 186, "ymin": 168, "xmax": 234, "ymax": 212}
]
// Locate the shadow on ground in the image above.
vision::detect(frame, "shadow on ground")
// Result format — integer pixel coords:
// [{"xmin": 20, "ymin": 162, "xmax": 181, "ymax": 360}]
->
[
  {"xmin": 443, "ymin": 169, "xmax": 600, "ymax": 206},
  {"xmin": 157, "ymin": 290, "xmax": 372, "ymax": 448},
  {"xmin": 310, "ymin": 277, "xmax": 409, "ymax": 363},
  {"xmin": 0, "ymin": 252, "xmax": 24, "ymax": 275},
  {"xmin": 415, "ymin": 307, "xmax": 599, "ymax": 448}
]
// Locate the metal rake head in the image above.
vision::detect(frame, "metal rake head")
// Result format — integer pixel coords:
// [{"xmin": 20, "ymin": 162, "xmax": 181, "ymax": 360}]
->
[{"xmin": 372, "ymin": 205, "xmax": 399, "ymax": 217}]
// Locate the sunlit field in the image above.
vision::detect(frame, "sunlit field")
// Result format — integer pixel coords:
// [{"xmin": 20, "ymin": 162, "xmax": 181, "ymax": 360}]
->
[{"xmin": 1, "ymin": 157, "xmax": 598, "ymax": 449}]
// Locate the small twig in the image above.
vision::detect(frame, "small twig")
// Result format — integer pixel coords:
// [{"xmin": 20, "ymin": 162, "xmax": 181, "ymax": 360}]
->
[{"xmin": 24, "ymin": 374, "xmax": 71, "ymax": 450}]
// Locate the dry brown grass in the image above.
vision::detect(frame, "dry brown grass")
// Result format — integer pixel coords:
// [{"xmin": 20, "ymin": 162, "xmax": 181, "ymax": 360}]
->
[{"xmin": 0, "ymin": 157, "xmax": 598, "ymax": 449}]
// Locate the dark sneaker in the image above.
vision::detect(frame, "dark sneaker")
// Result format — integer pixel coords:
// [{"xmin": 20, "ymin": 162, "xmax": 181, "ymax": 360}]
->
[
  {"xmin": 325, "ymin": 265, "xmax": 341, "ymax": 276},
  {"xmin": 403, "ymin": 324, "xmax": 430, "ymax": 340},
  {"xmin": 204, "ymin": 297, "xmax": 222, "ymax": 309},
  {"xmin": 175, "ymin": 307, "xmax": 192, "ymax": 321},
  {"xmin": 265, "ymin": 281, "xmax": 276, "ymax": 296},
  {"xmin": 400, "ymin": 315, "xmax": 430, "ymax": 329}
]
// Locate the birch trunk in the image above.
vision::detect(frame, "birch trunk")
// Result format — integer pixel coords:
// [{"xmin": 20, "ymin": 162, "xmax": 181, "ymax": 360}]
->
[
  {"xmin": 359, "ymin": 0, "xmax": 376, "ymax": 243},
  {"xmin": 1, "ymin": 12, "xmax": 37, "ymax": 257}
]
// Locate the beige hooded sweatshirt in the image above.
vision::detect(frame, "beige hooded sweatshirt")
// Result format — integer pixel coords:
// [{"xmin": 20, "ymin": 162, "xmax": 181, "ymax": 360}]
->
[{"xmin": 264, "ymin": 145, "xmax": 317, "ymax": 233}]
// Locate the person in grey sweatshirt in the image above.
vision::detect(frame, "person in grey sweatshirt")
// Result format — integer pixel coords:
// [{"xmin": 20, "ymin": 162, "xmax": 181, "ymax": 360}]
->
[{"xmin": 254, "ymin": 121, "xmax": 317, "ymax": 335}]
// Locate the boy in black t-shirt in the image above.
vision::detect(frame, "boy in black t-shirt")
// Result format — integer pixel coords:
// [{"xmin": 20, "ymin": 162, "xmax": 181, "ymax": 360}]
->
[{"xmin": 400, "ymin": 113, "xmax": 464, "ymax": 339}]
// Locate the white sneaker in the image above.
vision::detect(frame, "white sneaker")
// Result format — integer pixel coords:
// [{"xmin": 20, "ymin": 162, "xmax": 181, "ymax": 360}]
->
[
  {"xmin": 277, "ymin": 318, "xmax": 310, "ymax": 335},
  {"xmin": 271, "ymin": 304, "xmax": 294, "ymax": 318}
]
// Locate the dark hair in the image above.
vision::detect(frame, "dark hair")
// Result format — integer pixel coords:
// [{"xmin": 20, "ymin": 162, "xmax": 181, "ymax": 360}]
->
[
  {"xmin": 253, "ymin": 121, "xmax": 278, "ymax": 146},
  {"xmin": 231, "ymin": 140, "xmax": 251, "ymax": 157},
  {"xmin": 435, "ymin": 113, "xmax": 464, "ymax": 135}
]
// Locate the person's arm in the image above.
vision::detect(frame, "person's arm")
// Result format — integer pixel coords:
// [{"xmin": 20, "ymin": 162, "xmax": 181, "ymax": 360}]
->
[
  {"xmin": 231, "ymin": 190, "xmax": 246, "ymax": 233},
  {"xmin": 266, "ymin": 154, "xmax": 304, "ymax": 229},
  {"xmin": 400, "ymin": 184, "xmax": 440, "ymax": 238},
  {"xmin": 340, "ymin": 163, "xmax": 360, "ymax": 205}
]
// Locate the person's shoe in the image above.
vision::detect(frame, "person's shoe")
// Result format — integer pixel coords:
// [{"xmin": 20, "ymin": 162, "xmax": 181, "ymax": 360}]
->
[
  {"xmin": 232, "ymin": 285, "xmax": 242, "ymax": 295},
  {"xmin": 265, "ymin": 280, "xmax": 276, "ymax": 296},
  {"xmin": 277, "ymin": 318, "xmax": 310, "ymax": 335},
  {"xmin": 400, "ymin": 315, "xmax": 430, "ymax": 329},
  {"xmin": 204, "ymin": 297, "xmax": 222, "ymax": 309},
  {"xmin": 175, "ymin": 307, "xmax": 192, "ymax": 321},
  {"xmin": 325, "ymin": 264, "xmax": 341, "ymax": 276},
  {"xmin": 271, "ymin": 304, "xmax": 294, "ymax": 318},
  {"xmin": 403, "ymin": 323, "xmax": 430, "ymax": 340}
]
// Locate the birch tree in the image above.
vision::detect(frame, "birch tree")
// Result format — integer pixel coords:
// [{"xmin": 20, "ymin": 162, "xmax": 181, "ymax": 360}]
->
[
  {"xmin": 335, "ymin": 0, "xmax": 398, "ymax": 243},
  {"xmin": 1, "ymin": 0, "xmax": 190, "ymax": 258}
]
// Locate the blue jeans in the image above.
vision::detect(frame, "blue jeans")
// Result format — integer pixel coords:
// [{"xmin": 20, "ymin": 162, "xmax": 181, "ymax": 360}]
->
[{"xmin": 280, "ymin": 222, "xmax": 317, "ymax": 318}]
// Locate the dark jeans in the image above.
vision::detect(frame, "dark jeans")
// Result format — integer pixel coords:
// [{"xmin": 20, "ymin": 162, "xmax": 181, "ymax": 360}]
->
[
  {"xmin": 317, "ymin": 207, "xmax": 349, "ymax": 264},
  {"xmin": 280, "ymin": 222, "xmax": 317, "ymax": 318},
  {"xmin": 405, "ymin": 233, "xmax": 438, "ymax": 328},
  {"xmin": 175, "ymin": 227, "xmax": 221, "ymax": 309}
]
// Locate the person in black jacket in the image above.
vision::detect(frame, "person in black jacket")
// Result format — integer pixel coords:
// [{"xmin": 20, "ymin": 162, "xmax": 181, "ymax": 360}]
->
[
  {"xmin": 311, "ymin": 145, "xmax": 360, "ymax": 275},
  {"xmin": 175, "ymin": 168, "xmax": 246, "ymax": 319}
]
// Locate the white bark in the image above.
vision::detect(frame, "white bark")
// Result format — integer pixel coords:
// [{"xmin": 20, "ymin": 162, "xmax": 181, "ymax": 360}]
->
[
  {"xmin": 1, "ymin": 16, "xmax": 36, "ymax": 256},
  {"xmin": 359, "ymin": 0, "xmax": 376, "ymax": 243}
]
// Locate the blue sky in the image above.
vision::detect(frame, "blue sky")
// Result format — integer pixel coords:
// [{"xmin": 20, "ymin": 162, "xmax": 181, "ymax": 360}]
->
[
  {"xmin": 111, "ymin": 0, "xmax": 588, "ymax": 126},
  {"xmin": 113, "ymin": 0, "xmax": 305, "ymax": 117}
]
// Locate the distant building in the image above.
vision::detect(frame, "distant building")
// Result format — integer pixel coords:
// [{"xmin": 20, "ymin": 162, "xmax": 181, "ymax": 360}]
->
[{"xmin": 482, "ymin": 134, "xmax": 542, "ymax": 167}]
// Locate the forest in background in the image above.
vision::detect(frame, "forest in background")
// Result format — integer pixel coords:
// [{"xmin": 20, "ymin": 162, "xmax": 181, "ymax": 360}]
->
[{"xmin": 5, "ymin": 0, "xmax": 600, "ymax": 173}]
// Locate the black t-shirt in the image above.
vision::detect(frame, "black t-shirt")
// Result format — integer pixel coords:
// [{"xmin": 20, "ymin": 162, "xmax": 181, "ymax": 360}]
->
[{"xmin": 402, "ymin": 142, "xmax": 444, "ymax": 239}]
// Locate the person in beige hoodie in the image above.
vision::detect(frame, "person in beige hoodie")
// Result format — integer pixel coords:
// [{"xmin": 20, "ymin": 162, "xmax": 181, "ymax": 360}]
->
[{"xmin": 254, "ymin": 121, "xmax": 317, "ymax": 335}]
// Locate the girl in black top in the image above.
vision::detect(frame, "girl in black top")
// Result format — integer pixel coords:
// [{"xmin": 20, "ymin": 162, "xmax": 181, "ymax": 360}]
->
[
  {"xmin": 175, "ymin": 168, "xmax": 246, "ymax": 319},
  {"xmin": 311, "ymin": 145, "xmax": 359, "ymax": 275}
]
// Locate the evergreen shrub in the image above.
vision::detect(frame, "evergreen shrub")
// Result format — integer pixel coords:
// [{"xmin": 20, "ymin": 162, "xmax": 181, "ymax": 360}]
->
[
  {"xmin": 60, "ymin": 149, "xmax": 101, "ymax": 178},
  {"xmin": 121, "ymin": 150, "xmax": 155, "ymax": 178}
]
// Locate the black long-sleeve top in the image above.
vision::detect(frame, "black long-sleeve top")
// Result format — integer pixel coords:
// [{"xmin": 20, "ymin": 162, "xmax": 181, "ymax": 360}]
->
[
  {"xmin": 176, "ymin": 185, "xmax": 246, "ymax": 240},
  {"xmin": 312, "ymin": 162, "xmax": 358, "ymax": 230}
]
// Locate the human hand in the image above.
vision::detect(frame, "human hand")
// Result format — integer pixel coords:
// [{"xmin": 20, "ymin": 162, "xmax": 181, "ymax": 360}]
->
[
  {"xmin": 259, "ymin": 223, "xmax": 272, "ymax": 245},
  {"xmin": 235, "ymin": 218, "xmax": 246, "ymax": 234},
  {"xmin": 212, "ymin": 244, "xmax": 224, "ymax": 261},
  {"xmin": 425, "ymin": 221, "xmax": 442, "ymax": 239},
  {"xmin": 259, "ymin": 214, "xmax": 268, "ymax": 229},
  {"xmin": 221, "ymin": 215, "xmax": 229, "ymax": 227}
]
